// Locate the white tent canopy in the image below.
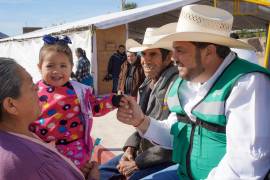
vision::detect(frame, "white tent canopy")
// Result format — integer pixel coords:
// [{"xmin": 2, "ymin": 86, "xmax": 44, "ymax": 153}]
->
[
  {"xmin": 0, "ymin": 0, "xmax": 269, "ymax": 92},
  {"xmin": 0, "ymin": 0, "xmax": 199, "ymax": 42},
  {"xmin": 0, "ymin": 0, "xmax": 199, "ymax": 92}
]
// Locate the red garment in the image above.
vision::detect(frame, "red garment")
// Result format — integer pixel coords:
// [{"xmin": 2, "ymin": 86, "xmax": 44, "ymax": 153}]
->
[{"xmin": 30, "ymin": 81, "xmax": 114, "ymax": 168}]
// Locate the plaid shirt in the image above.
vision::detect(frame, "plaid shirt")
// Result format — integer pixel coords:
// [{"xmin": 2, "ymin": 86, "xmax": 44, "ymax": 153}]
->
[{"xmin": 74, "ymin": 57, "xmax": 91, "ymax": 82}]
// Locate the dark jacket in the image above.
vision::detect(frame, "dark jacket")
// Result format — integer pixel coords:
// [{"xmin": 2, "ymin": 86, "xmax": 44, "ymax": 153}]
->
[
  {"xmin": 107, "ymin": 51, "xmax": 126, "ymax": 78},
  {"xmin": 117, "ymin": 58, "xmax": 145, "ymax": 97},
  {"xmin": 123, "ymin": 63, "xmax": 179, "ymax": 169}
]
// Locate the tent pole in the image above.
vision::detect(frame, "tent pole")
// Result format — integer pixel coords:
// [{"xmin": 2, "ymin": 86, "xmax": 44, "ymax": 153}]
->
[
  {"xmin": 264, "ymin": 23, "xmax": 270, "ymax": 69},
  {"xmin": 213, "ymin": 0, "xmax": 217, "ymax": 7},
  {"xmin": 240, "ymin": 0, "xmax": 270, "ymax": 6}
]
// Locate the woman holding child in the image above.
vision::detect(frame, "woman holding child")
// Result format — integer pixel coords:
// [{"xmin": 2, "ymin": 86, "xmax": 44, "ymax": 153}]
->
[{"xmin": 0, "ymin": 57, "xmax": 99, "ymax": 179}]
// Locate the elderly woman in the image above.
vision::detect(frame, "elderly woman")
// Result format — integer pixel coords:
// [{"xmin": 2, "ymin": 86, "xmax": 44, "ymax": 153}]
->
[{"xmin": 0, "ymin": 57, "xmax": 99, "ymax": 180}]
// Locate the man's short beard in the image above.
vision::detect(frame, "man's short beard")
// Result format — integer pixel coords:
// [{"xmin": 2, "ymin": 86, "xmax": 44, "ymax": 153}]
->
[{"xmin": 185, "ymin": 48, "xmax": 205, "ymax": 81}]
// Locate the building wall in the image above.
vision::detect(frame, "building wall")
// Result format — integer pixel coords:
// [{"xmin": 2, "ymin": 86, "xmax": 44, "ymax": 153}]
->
[{"xmin": 96, "ymin": 25, "xmax": 126, "ymax": 94}]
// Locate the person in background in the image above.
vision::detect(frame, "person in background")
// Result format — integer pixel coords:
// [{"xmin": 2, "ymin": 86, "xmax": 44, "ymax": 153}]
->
[
  {"xmin": 0, "ymin": 57, "xmax": 99, "ymax": 180},
  {"xmin": 230, "ymin": 32, "xmax": 259, "ymax": 64},
  {"xmin": 72, "ymin": 48, "xmax": 93, "ymax": 87},
  {"xmin": 116, "ymin": 4, "xmax": 270, "ymax": 179},
  {"xmin": 104, "ymin": 45, "xmax": 127, "ymax": 93},
  {"xmin": 29, "ymin": 35, "xmax": 115, "ymax": 175},
  {"xmin": 117, "ymin": 51, "xmax": 145, "ymax": 97},
  {"xmin": 99, "ymin": 24, "xmax": 178, "ymax": 180}
]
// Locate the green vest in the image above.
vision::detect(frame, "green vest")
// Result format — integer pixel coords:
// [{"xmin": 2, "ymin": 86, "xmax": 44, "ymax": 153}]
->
[{"xmin": 167, "ymin": 58, "xmax": 270, "ymax": 180}]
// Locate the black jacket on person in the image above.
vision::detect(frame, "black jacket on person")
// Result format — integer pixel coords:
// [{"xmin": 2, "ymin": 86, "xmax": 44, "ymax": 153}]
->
[{"xmin": 107, "ymin": 51, "xmax": 126, "ymax": 78}]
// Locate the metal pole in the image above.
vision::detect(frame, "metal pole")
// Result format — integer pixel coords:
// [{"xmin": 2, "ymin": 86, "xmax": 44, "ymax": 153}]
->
[
  {"xmin": 264, "ymin": 23, "xmax": 270, "ymax": 69},
  {"xmin": 240, "ymin": 0, "xmax": 270, "ymax": 6},
  {"xmin": 213, "ymin": 0, "xmax": 217, "ymax": 7},
  {"xmin": 121, "ymin": 0, "xmax": 126, "ymax": 10}
]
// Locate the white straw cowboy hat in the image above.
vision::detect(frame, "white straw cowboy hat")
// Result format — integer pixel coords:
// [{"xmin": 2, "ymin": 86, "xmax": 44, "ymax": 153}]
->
[
  {"xmin": 126, "ymin": 22, "xmax": 177, "ymax": 52},
  {"xmin": 154, "ymin": 4, "xmax": 254, "ymax": 50}
]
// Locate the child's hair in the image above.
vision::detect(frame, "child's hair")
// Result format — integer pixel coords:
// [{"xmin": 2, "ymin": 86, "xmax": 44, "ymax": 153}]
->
[{"xmin": 39, "ymin": 35, "xmax": 73, "ymax": 66}]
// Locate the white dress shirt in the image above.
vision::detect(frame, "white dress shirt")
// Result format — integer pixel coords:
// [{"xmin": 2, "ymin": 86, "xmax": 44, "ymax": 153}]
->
[
  {"xmin": 231, "ymin": 48, "xmax": 259, "ymax": 65},
  {"xmin": 142, "ymin": 52, "xmax": 270, "ymax": 179}
]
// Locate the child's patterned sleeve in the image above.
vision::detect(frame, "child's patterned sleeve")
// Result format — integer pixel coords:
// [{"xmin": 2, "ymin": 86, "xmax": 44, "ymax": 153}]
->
[
  {"xmin": 29, "ymin": 120, "xmax": 55, "ymax": 143},
  {"xmin": 88, "ymin": 93, "xmax": 115, "ymax": 117}
]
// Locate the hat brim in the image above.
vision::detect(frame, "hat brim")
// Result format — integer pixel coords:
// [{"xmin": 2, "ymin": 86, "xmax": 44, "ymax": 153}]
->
[
  {"xmin": 128, "ymin": 45, "xmax": 173, "ymax": 52},
  {"xmin": 154, "ymin": 32, "xmax": 255, "ymax": 50},
  {"xmin": 126, "ymin": 39, "xmax": 172, "ymax": 52}
]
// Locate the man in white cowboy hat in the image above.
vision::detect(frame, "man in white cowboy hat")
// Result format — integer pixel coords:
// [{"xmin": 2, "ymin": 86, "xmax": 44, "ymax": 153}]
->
[
  {"xmin": 116, "ymin": 4, "xmax": 270, "ymax": 180},
  {"xmin": 99, "ymin": 23, "xmax": 179, "ymax": 180}
]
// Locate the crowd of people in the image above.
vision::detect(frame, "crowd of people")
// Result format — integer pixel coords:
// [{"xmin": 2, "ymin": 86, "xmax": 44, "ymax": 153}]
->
[{"xmin": 0, "ymin": 4, "xmax": 269, "ymax": 180}]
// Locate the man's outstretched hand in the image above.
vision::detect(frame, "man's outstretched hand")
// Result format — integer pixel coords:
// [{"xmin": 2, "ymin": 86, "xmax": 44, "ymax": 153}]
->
[{"xmin": 116, "ymin": 96, "xmax": 144, "ymax": 127}]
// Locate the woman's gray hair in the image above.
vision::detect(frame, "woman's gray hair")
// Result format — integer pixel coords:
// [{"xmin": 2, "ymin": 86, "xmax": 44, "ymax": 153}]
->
[{"xmin": 0, "ymin": 57, "xmax": 22, "ymax": 119}]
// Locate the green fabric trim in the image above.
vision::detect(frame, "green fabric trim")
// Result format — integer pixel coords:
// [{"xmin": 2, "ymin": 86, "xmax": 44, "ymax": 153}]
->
[
  {"xmin": 171, "ymin": 57, "xmax": 270, "ymax": 179},
  {"xmin": 193, "ymin": 57, "xmax": 270, "ymax": 123},
  {"xmin": 167, "ymin": 77, "xmax": 185, "ymax": 114},
  {"xmin": 167, "ymin": 78, "xmax": 182, "ymax": 97},
  {"xmin": 203, "ymin": 58, "xmax": 270, "ymax": 103}
]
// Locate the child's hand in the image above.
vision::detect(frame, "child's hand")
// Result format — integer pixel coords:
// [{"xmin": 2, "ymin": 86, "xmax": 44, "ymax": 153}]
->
[
  {"xmin": 81, "ymin": 161, "xmax": 100, "ymax": 180},
  {"xmin": 87, "ymin": 161, "xmax": 100, "ymax": 180}
]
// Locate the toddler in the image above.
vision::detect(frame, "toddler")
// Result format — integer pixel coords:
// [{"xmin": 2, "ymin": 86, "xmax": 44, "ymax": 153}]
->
[{"xmin": 29, "ymin": 35, "xmax": 113, "ymax": 170}]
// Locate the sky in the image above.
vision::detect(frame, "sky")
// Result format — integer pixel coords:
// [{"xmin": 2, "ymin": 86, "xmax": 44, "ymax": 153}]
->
[{"xmin": 0, "ymin": 0, "xmax": 167, "ymax": 36}]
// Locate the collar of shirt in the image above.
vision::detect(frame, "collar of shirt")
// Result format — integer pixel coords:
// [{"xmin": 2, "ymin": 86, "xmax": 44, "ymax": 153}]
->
[{"xmin": 179, "ymin": 52, "xmax": 236, "ymax": 121}]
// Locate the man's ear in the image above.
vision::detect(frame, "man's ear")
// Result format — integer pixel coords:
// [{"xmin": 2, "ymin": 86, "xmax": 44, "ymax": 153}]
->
[
  {"xmin": 2, "ymin": 97, "xmax": 18, "ymax": 116},
  {"xmin": 166, "ymin": 51, "xmax": 173, "ymax": 63},
  {"xmin": 203, "ymin": 44, "xmax": 217, "ymax": 64},
  {"xmin": 205, "ymin": 44, "xmax": 216, "ymax": 57}
]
